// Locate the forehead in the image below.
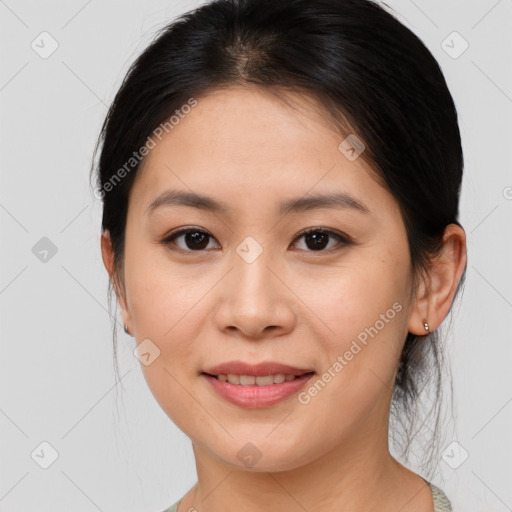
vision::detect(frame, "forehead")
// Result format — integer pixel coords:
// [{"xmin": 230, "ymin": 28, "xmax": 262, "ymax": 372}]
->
[{"xmin": 129, "ymin": 86, "xmax": 389, "ymax": 214}]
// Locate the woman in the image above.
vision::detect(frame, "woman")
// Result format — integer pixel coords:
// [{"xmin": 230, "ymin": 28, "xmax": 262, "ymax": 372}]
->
[{"xmin": 93, "ymin": 0, "xmax": 467, "ymax": 510}]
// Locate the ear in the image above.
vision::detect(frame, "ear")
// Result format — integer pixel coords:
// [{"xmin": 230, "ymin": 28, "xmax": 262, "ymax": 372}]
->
[
  {"xmin": 100, "ymin": 230, "xmax": 132, "ymax": 331},
  {"xmin": 408, "ymin": 223, "xmax": 467, "ymax": 335}
]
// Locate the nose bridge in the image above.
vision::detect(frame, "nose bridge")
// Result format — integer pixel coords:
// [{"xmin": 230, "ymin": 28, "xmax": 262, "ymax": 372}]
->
[
  {"xmin": 231, "ymin": 235, "xmax": 278, "ymax": 306},
  {"xmin": 213, "ymin": 235, "xmax": 295, "ymax": 338}
]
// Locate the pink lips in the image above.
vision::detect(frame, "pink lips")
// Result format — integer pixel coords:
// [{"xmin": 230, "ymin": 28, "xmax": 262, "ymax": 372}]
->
[{"xmin": 201, "ymin": 360, "xmax": 315, "ymax": 408}]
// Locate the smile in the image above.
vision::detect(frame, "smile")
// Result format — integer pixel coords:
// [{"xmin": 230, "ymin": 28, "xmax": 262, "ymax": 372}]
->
[{"xmin": 201, "ymin": 372, "xmax": 315, "ymax": 409}]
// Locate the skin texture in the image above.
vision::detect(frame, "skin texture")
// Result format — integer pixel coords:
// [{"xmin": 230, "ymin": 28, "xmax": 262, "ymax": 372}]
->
[{"xmin": 101, "ymin": 85, "xmax": 467, "ymax": 512}]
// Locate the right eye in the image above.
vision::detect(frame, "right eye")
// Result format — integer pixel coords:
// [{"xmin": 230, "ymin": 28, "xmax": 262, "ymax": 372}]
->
[{"xmin": 161, "ymin": 228, "xmax": 221, "ymax": 252}]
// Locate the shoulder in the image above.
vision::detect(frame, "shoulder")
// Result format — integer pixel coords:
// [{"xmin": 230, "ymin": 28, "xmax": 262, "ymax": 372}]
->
[
  {"xmin": 427, "ymin": 481, "xmax": 452, "ymax": 512},
  {"xmin": 160, "ymin": 498, "xmax": 182, "ymax": 512}
]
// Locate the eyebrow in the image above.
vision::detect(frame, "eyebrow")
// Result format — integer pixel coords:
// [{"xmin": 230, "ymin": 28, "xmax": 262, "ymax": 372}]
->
[
  {"xmin": 278, "ymin": 192, "xmax": 370, "ymax": 216},
  {"xmin": 146, "ymin": 190, "xmax": 371, "ymax": 216},
  {"xmin": 147, "ymin": 190, "xmax": 230, "ymax": 215}
]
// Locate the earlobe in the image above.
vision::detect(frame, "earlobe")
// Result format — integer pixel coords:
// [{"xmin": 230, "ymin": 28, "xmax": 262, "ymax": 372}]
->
[
  {"xmin": 407, "ymin": 274, "xmax": 431, "ymax": 336},
  {"xmin": 407, "ymin": 224, "xmax": 467, "ymax": 336}
]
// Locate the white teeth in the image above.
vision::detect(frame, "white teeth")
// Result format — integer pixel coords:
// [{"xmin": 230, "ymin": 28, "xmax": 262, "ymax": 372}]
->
[
  {"xmin": 216, "ymin": 373, "xmax": 298, "ymax": 385},
  {"xmin": 239, "ymin": 375, "xmax": 256, "ymax": 385},
  {"xmin": 255, "ymin": 375, "xmax": 273, "ymax": 386},
  {"xmin": 273, "ymin": 373, "xmax": 286, "ymax": 384},
  {"xmin": 227, "ymin": 374, "xmax": 240, "ymax": 385}
]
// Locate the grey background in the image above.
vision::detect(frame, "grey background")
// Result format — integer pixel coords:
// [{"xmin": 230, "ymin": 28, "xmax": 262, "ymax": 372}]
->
[{"xmin": 1, "ymin": 0, "xmax": 511, "ymax": 511}]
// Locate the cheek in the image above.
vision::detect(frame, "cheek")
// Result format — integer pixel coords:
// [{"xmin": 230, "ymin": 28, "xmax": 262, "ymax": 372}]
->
[
  {"xmin": 296, "ymin": 253, "xmax": 409, "ymax": 345},
  {"xmin": 124, "ymin": 240, "xmax": 207, "ymax": 336},
  {"xmin": 294, "ymin": 253, "xmax": 409, "ymax": 403},
  {"xmin": 123, "ymin": 250, "xmax": 213, "ymax": 430}
]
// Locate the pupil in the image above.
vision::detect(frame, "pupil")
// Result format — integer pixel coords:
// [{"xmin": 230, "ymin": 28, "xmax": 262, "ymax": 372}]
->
[
  {"xmin": 306, "ymin": 232, "xmax": 328, "ymax": 250},
  {"xmin": 186, "ymin": 231, "xmax": 208, "ymax": 250}
]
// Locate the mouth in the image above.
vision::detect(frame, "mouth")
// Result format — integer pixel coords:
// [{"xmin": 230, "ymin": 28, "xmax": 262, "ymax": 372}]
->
[{"xmin": 200, "ymin": 361, "xmax": 316, "ymax": 408}]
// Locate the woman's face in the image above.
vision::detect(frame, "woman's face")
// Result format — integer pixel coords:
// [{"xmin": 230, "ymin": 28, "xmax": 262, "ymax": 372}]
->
[{"xmin": 111, "ymin": 86, "xmax": 418, "ymax": 471}]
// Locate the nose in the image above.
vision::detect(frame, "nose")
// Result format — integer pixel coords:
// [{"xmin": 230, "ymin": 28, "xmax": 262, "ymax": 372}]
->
[{"xmin": 213, "ymin": 244, "xmax": 297, "ymax": 340}]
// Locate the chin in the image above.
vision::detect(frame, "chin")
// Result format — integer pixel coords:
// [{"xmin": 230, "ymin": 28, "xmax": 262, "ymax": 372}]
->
[{"xmin": 211, "ymin": 437, "xmax": 315, "ymax": 473}]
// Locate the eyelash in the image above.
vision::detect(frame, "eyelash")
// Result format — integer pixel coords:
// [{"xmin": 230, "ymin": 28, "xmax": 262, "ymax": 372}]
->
[{"xmin": 160, "ymin": 226, "xmax": 352, "ymax": 254}]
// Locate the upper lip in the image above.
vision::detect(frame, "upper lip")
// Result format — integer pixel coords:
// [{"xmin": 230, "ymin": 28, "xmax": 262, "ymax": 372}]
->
[{"xmin": 202, "ymin": 361, "xmax": 315, "ymax": 377}]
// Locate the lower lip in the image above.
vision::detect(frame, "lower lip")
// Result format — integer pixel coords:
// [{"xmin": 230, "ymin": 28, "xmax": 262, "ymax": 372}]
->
[{"xmin": 201, "ymin": 373, "xmax": 315, "ymax": 408}]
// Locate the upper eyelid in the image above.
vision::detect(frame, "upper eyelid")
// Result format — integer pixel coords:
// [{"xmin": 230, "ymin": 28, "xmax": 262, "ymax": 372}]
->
[
  {"xmin": 163, "ymin": 226, "xmax": 347, "ymax": 239},
  {"xmin": 295, "ymin": 227, "xmax": 349, "ymax": 239}
]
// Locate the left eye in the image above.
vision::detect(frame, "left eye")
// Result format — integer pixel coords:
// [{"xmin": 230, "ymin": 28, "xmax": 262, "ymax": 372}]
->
[{"xmin": 291, "ymin": 228, "xmax": 350, "ymax": 252}]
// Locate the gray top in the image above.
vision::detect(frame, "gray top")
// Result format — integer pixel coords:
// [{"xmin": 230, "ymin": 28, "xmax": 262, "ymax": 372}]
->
[{"xmin": 161, "ymin": 480, "xmax": 452, "ymax": 512}]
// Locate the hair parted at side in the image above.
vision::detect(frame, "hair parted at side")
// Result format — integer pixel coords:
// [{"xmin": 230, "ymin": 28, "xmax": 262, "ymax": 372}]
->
[{"xmin": 91, "ymin": 0, "xmax": 466, "ymax": 477}]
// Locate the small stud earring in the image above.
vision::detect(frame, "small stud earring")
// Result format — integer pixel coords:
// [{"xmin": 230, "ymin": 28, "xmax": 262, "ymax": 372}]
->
[
  {"xmin": 124, "ymin": 324, "xmax": 132, "ymax": 336},
  {"xmin": 424, "ymin": 321, "xmax": 430, "ymax": 333}
]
